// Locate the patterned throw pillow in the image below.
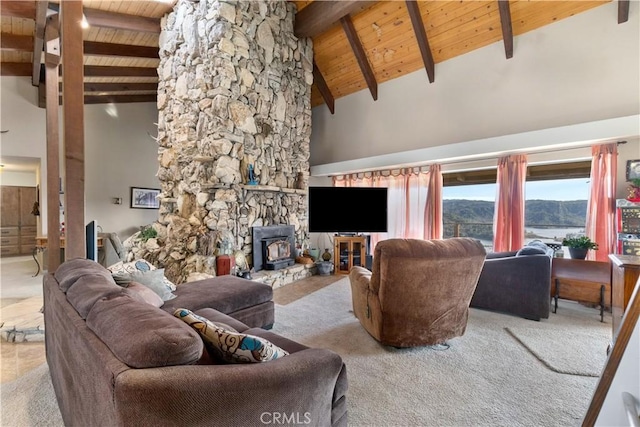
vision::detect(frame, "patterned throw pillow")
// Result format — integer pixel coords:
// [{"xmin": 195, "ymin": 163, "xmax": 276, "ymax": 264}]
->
[
  {"xmin": 174, "ymin": 308, "xmax": 289, "ymax": 363},
  {"xmin": 107, "ymin": 259, "xmax": 177, "ymax": 291},
  {"xmin": 112, "ymin": 269, "xmax": 176, "ymax": 301}
]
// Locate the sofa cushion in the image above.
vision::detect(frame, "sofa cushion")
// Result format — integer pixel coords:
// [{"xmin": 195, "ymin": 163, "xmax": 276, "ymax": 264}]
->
[
  {"xmin": 174, "ymin": 308, "xmax": 288, "ymax": 363},
  {"xmin": 66, "ymin": 274, "xmax": 133, "ymax": 319},
  {"xmin": 55, "ymin": 258, "xmax": 116, "ymax": 293},
  {"xmin": 112, "ymin": 269, "xmax": 176, "ymax": 301},
  {"xmin": 127, "ymin": 281, "xmax": 164, "ymax": 308},
  {"xmin": 86, "ymin": 294, "xmax": 203, "ymax": 368},
  {"xmin": 160, "ymin": 275, "xmax": 273, "ymax": 314}
]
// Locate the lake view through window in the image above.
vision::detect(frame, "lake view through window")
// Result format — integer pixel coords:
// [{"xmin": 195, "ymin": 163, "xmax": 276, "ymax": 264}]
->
[{"xmin": 443, "ymin": 177, "xmax": 590, "ymax": 251}]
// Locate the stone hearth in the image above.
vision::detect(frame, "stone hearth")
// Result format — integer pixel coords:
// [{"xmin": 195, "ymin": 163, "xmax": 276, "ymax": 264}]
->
[{"xmin": 129, "ymin": 0, "xmax": 313, "ymax": 284}]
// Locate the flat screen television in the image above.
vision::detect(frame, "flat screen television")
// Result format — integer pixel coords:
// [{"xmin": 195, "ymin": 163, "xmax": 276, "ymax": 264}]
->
[
  {"xmin": 86, "ymin": 220, "xmax": 98, "ymax": 262},
  {"xmin": 308, "ymin": 187, "xmax": 388, "ymax": 233}
]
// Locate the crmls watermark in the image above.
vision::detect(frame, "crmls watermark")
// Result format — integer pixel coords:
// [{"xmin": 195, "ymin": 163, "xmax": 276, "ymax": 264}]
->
[{"xmin": 260, "ymin": 412, "xmax": 312, "ymax": 425}]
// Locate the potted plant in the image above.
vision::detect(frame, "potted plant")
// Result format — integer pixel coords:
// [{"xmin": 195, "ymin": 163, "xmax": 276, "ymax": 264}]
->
[{"xmin": 562, "ymin": 236, "xmax": 598, "ymax": 260}]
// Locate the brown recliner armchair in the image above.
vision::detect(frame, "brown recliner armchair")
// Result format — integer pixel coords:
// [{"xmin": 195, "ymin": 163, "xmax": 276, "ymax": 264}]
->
[{"xmin": 349, "ymin": 238, "xmax": 486, "ymax": 347}]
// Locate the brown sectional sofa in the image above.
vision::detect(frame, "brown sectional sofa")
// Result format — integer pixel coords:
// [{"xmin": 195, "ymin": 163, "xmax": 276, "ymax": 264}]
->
[{"xmin": 44, "ymin": 258, "xmax": 348, "ymax": 426}]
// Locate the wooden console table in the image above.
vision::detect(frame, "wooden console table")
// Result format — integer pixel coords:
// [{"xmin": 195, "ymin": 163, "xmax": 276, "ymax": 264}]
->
[
  {"xmin": 550, "ymin": 258, "xmax": 611, "ymax": 322},
  {"xmin": 33, "ymin": 236, "xmax": 104, "ymax": 275},
  {"xmin": 608, "ymin": 254, "xmax": 640, "ymax": 339}
]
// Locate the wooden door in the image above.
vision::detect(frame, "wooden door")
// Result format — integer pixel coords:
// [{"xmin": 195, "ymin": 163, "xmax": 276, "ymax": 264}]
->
[
  {"xmin": 20, "ymin": 187, "xmax": 37, "ymax": 227},
  {"xmin": 1, "ymin": 186, "xmax": 20, "ymax": 227}
]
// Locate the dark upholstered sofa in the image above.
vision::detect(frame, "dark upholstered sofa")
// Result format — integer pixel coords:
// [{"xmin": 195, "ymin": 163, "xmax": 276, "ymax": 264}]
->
[
  {"xmin": 471, "ymin": 242, "xmax": 553, "ymax": 321},
  {"xmin": 44, "ymin": 259, "xmax": 348, "ymax": 427}
]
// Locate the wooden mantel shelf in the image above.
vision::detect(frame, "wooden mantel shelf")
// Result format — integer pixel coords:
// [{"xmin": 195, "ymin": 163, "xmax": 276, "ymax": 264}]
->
[
  {"xmin": 241, "ymin": 184, "xmax": 307, "ymax": 195},
  {"xmin": 199, "ymin": 183, "xmax": 307, "ymax": 194}
]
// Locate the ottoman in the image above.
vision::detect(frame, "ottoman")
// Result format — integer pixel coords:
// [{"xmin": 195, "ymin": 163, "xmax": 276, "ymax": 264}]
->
[{"xmin": 161, "ymin": 275, "xmax": 275, "ymax": 329}]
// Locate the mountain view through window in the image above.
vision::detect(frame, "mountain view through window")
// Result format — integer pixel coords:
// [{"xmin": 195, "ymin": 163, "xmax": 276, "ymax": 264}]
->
[{"xmin": 443, "ymin": 178, "xmax": 590, "ymax": 250}]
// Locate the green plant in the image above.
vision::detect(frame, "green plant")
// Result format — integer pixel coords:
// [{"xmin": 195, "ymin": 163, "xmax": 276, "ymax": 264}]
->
[
  {"xmin": 562, "ymin": 236, "xmax": 598, "ymax": 250},
  {"xmin": 139, "ymin": 226, "xmax": 157, "ymax": 242}
]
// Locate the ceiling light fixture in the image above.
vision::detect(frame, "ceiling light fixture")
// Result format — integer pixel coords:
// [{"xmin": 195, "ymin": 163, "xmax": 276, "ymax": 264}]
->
[{"xmin": 81, "ymin": 14, "xmax": 89, "ymax": 29}]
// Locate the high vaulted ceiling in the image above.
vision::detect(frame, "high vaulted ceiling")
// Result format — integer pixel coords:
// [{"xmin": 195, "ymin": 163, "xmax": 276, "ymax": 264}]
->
[{"xmin": 0, "ymin": 0, "xmax": 629, "ymax": 108}]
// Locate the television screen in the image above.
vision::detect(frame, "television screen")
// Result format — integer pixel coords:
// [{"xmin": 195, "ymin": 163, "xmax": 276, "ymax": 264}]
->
[
  {"xmin": 86, "ymin": 220, "xmax": 98, "ymax": 262},
  {"xmin": 308, "ymin": 187, "xmax": 388, "ymax": 233}
]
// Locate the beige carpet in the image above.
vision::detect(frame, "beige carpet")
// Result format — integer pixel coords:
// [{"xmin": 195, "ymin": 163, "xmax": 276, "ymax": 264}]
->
[
  {"xmin": 506, "ymin": 325, "xmax": 610, "ymax": 377},
  {"xmin": 1, "ymin": 278, "xmax": 610, "ymax": 427}
]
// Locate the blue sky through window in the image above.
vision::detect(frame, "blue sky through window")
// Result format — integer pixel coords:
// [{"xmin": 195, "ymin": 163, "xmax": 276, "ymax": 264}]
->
[{"xmin": 443, "ymin": 177, "xmax": 590, "ymax": 201}]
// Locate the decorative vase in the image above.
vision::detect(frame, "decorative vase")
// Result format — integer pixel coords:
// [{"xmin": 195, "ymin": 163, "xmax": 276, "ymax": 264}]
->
[
  {"xmin": 316, "ymin": 261, "xmax": 333, "ymax": 275},
  {"xmin": 568, "ymin": 247, "xmax": 588, "ymax": 260},
  {"xmin": 322, "ymin": 248, "xmax": 332, "ymax": 261},
  {"xmin": 309, "ymin": 248, "xmax": 320, "ymax": 261}
]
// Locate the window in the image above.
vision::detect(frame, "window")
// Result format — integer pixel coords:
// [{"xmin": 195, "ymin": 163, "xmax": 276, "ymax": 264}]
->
[
  {"xmin": 524, "ymin": 177, "xmax": 590, "ymax": 245},
  {"xmin": 442, "ymin": 160, "xmax": 591, "ymax": 251},
  {"xmin": 443, "ymin": 182, "xmax": 496, "ymax": 248}
]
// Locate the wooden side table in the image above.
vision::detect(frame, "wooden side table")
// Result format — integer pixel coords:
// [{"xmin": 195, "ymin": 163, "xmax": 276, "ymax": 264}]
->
[
  {"xmin": 608, "ymin": 254, "xmax": 640, "ymax": 338},
  {"xmin": 550, "ymin": 258, "xmax": 611, "ymax": 322}
]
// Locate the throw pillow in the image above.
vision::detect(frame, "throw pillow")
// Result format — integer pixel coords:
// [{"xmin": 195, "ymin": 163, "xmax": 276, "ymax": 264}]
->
[
  {"xmin": 174, "ymin": 308, "xmax": 288, "ymax": 363},
  {"xmin": 107, "ymin": 259, "xmax": 177, "ymax": 291},
  {"xmin": 112, "ymin": 269, "xmax": 176, "ymax": 301},
  {"xmin": 127, "ymin": 281, "xmax": 164, "ymax": 308}
]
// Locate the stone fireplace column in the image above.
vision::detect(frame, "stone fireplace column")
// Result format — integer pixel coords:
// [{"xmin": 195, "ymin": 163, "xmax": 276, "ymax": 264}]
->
[{"xmin": 132, "ymin": 0, "xmax": 313, "ymax": 284}]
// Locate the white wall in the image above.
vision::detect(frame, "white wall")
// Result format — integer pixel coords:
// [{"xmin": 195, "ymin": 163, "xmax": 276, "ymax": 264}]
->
[
  {"xmin": 84, "ymin": 103, "xmax": 160, "ymax": 238},
  {"xmin": 0, "ymin": 76, "xmax": 160, "ymax": 238},
  {"xmin": 310, "ymin": 2, "xmax": 640, "ymax": 169},
  {"xmin": 0, "ymin": 171, "xmax": 38, "ymax": 187},
  {"xmin": 0, "ymin": 77, "xmax": 48, "ymax": 235},
  {"xmin": 596, "ymin": 319, "xmax": 640, "ymax": 426}
]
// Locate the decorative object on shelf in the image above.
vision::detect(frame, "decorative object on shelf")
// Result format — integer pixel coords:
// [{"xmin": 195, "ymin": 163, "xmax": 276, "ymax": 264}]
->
[
  {"xmin": 247, "ymin": 164, "xmax": 258, "ymax": 185},
  {"xmin": 316, "ymin": 261, "xmax": 333, "ymax": 275},
  {"xmin": 562, "ymin": 236, "xmax": 598, "ymax": 260},
  {"xmin": 627, "ymin": 178, "xmax": 640, "ymax": 202},
  {"xmin": 626, "ymin": 159, "xmax": 640, "ymax": 181},
  {"xmin": 308, "ymin": 248, "xmax": 320, "ymax": 261},
  {"xmin": 321, "ymin": 248, "xmax": 332, "ymax": 261},
  {"xmin": 130, "ymin": 187, "xmax": 160, "ymax": 209}
]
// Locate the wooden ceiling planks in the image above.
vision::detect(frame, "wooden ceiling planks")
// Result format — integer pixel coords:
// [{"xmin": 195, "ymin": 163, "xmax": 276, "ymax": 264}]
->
[
  {"xmin": 309, "ymin": 0, "xmax": 610, "ymax": 107},
  {"xmin": 0, "ymin": 0, "xmax": 616, "ymax": 107}
]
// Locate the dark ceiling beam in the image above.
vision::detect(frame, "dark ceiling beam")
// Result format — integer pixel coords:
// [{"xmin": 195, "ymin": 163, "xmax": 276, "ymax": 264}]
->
[
  {"xmin": 60, "ymin": 82, "xmax": 158, "ymax": 93},
  {"xmin": 82, "ymin": 65, "xmax": 158, "ymax": 78},
  {"xmin": 48, "ymin": 3, "xmax": 161, "ymax": 34},
  {"xmin": 341, "ymin": 16, "xmax": 377, "ymax": 101},
  {"xmin": 497, "ymin": 0, "xmax": 514, "ymax": 59},
  {"xmin": 618, "ymin": 0, "xmax": 629, "ymax": 23},
  {"xmin": 0, "ymin": 36, "xmax": 159, "ymax": 59},
  {"xmin": 83, "ymin": 41, "xmax": 158, "ymax": 58},
  {"xmin": 0, "ymin": 33, "xmax": 32, "ymax": 51},
  {"xmin": 405, "ymin": 0, "xmax": 435, "ymax": 83},
  {"xmin": 0, "ymin": 63, "xmax": 156, "ymax": 78},
  {"xmin": 294, "ymin": 1, "xmax": 377, "ymax": 38},
  {"xmin": 81, "ymin": 94, "xmax": 157, "ymax": 105},
  {"xmin": 312, "ymin": 61, "xmax": 335, "ymax": 115},
  {"xmin": 0, "ymin": 1, "xmax": 36, "ymax": 19},
  {"xmin": 32, "ymin": 0, "xmax": 48, "ymax": 85},
  {"xmin": 1, "ymin": 62, "xmax": 31, "ymax": 76}
]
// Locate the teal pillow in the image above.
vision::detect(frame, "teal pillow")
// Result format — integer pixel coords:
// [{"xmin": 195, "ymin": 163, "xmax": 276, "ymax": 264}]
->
[
  {"xmin": 113, "ymin": 269, "xmax": 176, "ymax": 301},
  {"xmin": 174, "ymin": 308, "xmax": 288, "ymax": 363}
]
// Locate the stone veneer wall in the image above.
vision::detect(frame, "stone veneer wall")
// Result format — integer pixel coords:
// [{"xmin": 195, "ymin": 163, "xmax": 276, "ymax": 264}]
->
[{"xmin": 132, "ymin": 0, "xmax": 313, "ymax": 284}]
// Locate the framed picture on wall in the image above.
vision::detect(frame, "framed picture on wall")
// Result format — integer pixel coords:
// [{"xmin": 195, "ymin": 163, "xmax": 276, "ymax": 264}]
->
[
  {"xmin": 626, "ymin": 160, "xmax": 640, "ymax": 181},
  {"xmin": 130, "ymin": 187, "xmax": 160, "ymax": 209}
]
